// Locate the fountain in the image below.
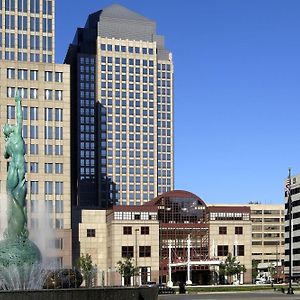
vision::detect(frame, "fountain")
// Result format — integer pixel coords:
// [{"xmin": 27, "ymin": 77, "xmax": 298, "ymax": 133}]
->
[{"xmin": 0, "ymin": 93, "xmax": 42, "ymax": 289}]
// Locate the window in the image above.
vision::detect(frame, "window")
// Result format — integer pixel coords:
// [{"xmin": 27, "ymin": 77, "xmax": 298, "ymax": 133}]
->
[
  {"xmin": 45, "ymin": 89, "xmax": 53, "ymax": 100},
  {"xmin": 55, "ymin": 182, "xmax": 63, "ymax": 195},
  {"xmin": 18, "ymin": 69, "xmax": 28, "ymax": 80},
  {"xmin": 45, "ymin": 200, "xmax": 53, "ymax": 213},
  {"xmin": 30, "ymin": 107, "xmax": 38, "ymax": 120},
  {"xmin": 217, "ymin": 245, "xmax": 228, "ymax": 256},
  {"xmin": 44, "ymin": 126, "xmax": 52, "ymax": 139},
  {"xmin": 30, "ymin": 144, "xmax": 38, "ymax": 154},
  {"xmin": 123, "ymin": 226, "xmax": 132, "ymax": 235},
  {"xmin": 219, "ymin": 227, "xmax": 227, "ymax": 235},
  {"xmin": 45, "ymin": 144, "xmax": 53, "ymax": 155},
  {"xmin": 30, "ymin": 162, "xmax": 38, "ymax": 173},
  {"xmin": 45, "ymin": 71, "xmax": 53, "ymax": 81},
  {"xmin": 87, "ymin": 229, "xmax": 96, "ymax": 237},
  {"xmin": 235, "ymin": 227, "xmax": 243, "ymax": 235},
  {"xmin": 237, "ymin": 245, "xmax": 245, "ymax": 256},
  {"xmin": 139, "ymin": 246, "xmax": 151, "ymax": 257},
  {"xmin": 55, "ymin": 219, "xmax": 63, "ymax": 229},
  {"xmin": 55, "ymin": 108, "xmax": 63, "ymax": 121},
  {"xmin": 7, "ymin": 68, "xmax": 15, "ymax": 79},
  {"xmin": 50, "ymin": 238, "xmax": 63, "ymax": 250},
  {"xmin": 30, "ymin": 125, "xmax": 38, "ymax": 138},
  {"xmin": 141, "ymin": 226, "xmax": 149, "ymax": 235},
  {"xmin": 30, "ymin": 88, "xmax": 38, "ymax": 99},
  {"xmin": 30, "ymin": 70, "xmax": 38, "ymax": 80},
  {"xmin": 7, "ymin": 105, "xmax": 15, "ymax": 119},
  {"xmin": 122, "ymin": 246, "xmax": 134, "ymax": 258},
  {"xmin": 55, "ymin": 163, "xmax": 63, "ymax": 174},
  {"xmin": 30, "ymin": 181, "xmax": 38, "ymax": 194},
  {"xmin": 55, "ymin": 72, "xmax": 63, "ymax": 82},
  {"xmin": 55, "ymin": 200, "xmax": 63, "ymax": 213},
  {"xmin": 134, "ymin": 214, "xmax": 141, "ymax": 220},
  {"xmin": 45, "ymin": 163, "xmax": 53, "ymax": 173},
  {"xmin": 55, "ymin": 90, "xmax": 63, "ymax": 101},
  {"xmin": 45, "ymin": 181, "xmax": 53, "ymax": 194},
  {"xmin": 45, "ymin": 108, "xmax": 52, "ymax": 121},
  {"xmin": 55, "ymin": 127, "xmax": 63, "ymax": 140},
  {"xmin": 55, "ymin": 145, "xmax": 63, "ymax": 155}
]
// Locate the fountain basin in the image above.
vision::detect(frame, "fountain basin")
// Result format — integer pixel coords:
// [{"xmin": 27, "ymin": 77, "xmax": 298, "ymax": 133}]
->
[{"xmin": 0, "ymin": 286, "xmax": 159, "ymax": 300}]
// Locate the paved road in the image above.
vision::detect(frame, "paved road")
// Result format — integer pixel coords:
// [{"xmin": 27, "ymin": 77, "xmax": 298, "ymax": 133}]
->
[{"xmin": 159, "ymin": 291, "xmax": 300, "ymax": 300}]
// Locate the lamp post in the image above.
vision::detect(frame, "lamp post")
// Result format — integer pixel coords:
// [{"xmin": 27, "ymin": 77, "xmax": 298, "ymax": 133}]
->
[
  {"xmin": 135, "ymin": 228, "xmax": 139, "ymax": 286},
  {"xmin": 287, "ymin": 168, "xmax": 294, "ymax": 295}
]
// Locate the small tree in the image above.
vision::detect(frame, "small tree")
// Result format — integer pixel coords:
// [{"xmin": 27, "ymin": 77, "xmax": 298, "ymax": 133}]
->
[
  {"xmin": 219, "ymin": 253, "xmax": 246, "ymax": 284},
  {"xmin": 76, "ymin": 253, "xmax": 97, "ymax": 287},
  {"xmin": 116, "ymin": 257, "xmax": 139, "ymax": 286}
]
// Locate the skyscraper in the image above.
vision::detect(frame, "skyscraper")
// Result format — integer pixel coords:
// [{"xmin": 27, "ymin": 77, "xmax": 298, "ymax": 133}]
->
[
  {"xmin": 0, "ymin": 0, "xmax": 54, "ymax": 63},
  {"xmin": 0, "ymin": 0, "xmax": 71, "ymax": 267},
  {"xmin": 65, "ymin": 4, "xmax": 174, "ymax": 208}
]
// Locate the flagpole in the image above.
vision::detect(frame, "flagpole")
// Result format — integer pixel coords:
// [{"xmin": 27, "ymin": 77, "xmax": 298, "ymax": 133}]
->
[{"xmin": 287, "ymin": 168, "xmax": 294, "ymax": 295}]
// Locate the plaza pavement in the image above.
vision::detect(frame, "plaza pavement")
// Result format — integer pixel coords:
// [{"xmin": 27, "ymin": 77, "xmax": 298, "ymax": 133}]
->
[{"xmin": 159, "ymin": 290, "xmax": 300, "ymax": 300}]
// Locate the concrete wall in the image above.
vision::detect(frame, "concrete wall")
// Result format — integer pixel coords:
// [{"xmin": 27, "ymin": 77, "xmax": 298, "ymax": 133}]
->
[{"xmin": 0, "ymin": 286, "xmax": 158, "ymax": 300}]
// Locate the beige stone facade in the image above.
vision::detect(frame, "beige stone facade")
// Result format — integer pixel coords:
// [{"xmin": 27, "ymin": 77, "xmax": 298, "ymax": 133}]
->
[
  {"xmin": 208, "ymin": 206, "xmax": 253, "ymax": 284},
  {"xmin": 0, "ymin": 60, "xmax": 72, "ymax": 267},
  {"xmin": 79, "ymin": 207, "xmax": 159, "ymax": 286},
  {"xmin": 250, "ymin": 204, "xmax": 285, "ymax": 263}
]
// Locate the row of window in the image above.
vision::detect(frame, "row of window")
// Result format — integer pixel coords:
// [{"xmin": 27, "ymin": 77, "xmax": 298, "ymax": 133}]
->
[
  {"xmin": 4, "ymin": 33, "xmax": 52, "ymax": 50},
  {"xmin": 20, "ymin": 125, "xmax": 63, "ymax": 140},
  {"xmin": 4, "ymin": 51, "xmax": 53, "ymax": 63},
  {"xmin": 121, "ymin": 246, "xmax": 151, "ymax": 258},
  {"xmin": 101, "ymin": 56, "xmax": 155, "ymax": 67},
  {"xmin": 27, "ymin": 162, "xmax": 63, "ymax": 174},
  {"xmin": 101, "ymin": 74, "xmax": 155, "ymax": 85},
  {"xmin": 219, "ymin": 226, "xmax": 243, "ymax": 235},
  {"xmin": 101, "ymin": 44, "xmax": 154, "ymax": 55},
  {"xmin": 217, "ymin": 245, "xmax": 244, "ymax": 256},
  {"xmin": 4, "ymin": 15, "xmax": 52, "ymax": 33},
  {"xmin": 7, "ymin": 87, "xmax": 63, "ymax": 100},
  {"xmin": 7, "ymin": 69, "xmax": 63, "ymax": 82},
  {"xmin": 8, "ymin": 106, "xmax": 63, "ymax": 122},
  {"xmin": 30, "ymin": 181, "xmax": 63, "ymax": 195},
  {"xmin": 101, "ymin": 89, "xmax": 155, "ymax": 100},
  {"xmin": 24, "ymin": 143, "xmax": 63, "ymax": 155},
  {"xmin": 30, "ymin": 199, "xmax": 63, "ymax": 213},
  {"xmin": 210, "ymin": 212, "xmax": 250, "ymax": 221},
  {"xmin": 252, "ymin": 218, "xmax": 283, "ymax": 223},
  {"xmin": 114, "ymin": 211, "xmax": 157, "ymax": 221},
  {"xmin": 101, "ymin": 65, "xmax": 155, "ymax": 76},
  {"xmin": 123, "ymin": 226, "xmax": 150, "ymax": 235},
  {"xmin": 3, "ymin": 0, "xmax": 53, "ymax": 14},
  {"xmin": 31, "ymin": 217, "xmax": 63, "ymax": 229},
  {"xmin": 251, "ymin": 210, "xmax": 283, "ymax": 215}
]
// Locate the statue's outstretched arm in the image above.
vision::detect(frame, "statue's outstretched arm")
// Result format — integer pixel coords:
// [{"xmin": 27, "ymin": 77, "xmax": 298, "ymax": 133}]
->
[{"xmin": 15, "ymin": 92, "xmax": 22, "ymax": 135}]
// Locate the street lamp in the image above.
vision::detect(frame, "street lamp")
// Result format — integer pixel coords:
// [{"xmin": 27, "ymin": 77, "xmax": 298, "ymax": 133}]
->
[
  {"xmin": 287, "ymin": 168, "xmax": 294, "ymax": 295},
  {"xmin": 135, "ymin": 228, "xmax": 139, "ymax": 286}
]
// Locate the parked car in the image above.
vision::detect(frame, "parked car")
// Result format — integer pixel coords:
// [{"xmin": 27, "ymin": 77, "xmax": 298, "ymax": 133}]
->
[
  {"xmin": 255, "ymin": 278, "xmax": 267, "ymax": 285},
  {"xmin": 158, "ymin": 284, "xmax": 175, "ymax": 294},
  {"xmin": 145, "ymin": 281, "xmax": 157, "ymax": 287}
]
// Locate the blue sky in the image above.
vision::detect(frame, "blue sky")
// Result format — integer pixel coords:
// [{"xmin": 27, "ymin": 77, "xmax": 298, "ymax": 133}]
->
[{"xmin": 56, "ymin": 1, "xmax": 300, "ymax": 205}]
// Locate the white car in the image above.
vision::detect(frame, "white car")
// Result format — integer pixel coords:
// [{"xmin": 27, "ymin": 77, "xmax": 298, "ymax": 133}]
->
[{"xmin": 255, "ymin": 278, "xmax": 267, "ymax": 285}]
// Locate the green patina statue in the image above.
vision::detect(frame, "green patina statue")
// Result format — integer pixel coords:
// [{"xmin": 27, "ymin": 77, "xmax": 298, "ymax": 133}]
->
[
  {"xmin": 3, "ymin": 93, "xmax": 28, "ymax": 239},
  {"xmin": 0, "ymin": 92, "xmax": 41, "ymax": 269}
]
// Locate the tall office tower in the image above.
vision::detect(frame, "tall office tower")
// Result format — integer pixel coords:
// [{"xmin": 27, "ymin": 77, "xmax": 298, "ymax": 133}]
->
[
  {"xmin": 0, "ymin": 0, "xmax": 54, "ymax": 62},
  {"xmin": 285, "ymin": 173, "xmax": 300, "ymax": 279},
  {"xmin": 0, "ymin": 0, "xmax": 72, "ymax": 267},
  {"xmin": 65, "ymin": 4, "xmax": 174, "ymax": 208}
]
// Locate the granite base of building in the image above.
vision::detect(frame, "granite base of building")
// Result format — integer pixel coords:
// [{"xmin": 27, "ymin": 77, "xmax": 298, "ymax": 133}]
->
[{"xmin": 0, "ymin": 286, "xmax": 158, "ymax": 300}]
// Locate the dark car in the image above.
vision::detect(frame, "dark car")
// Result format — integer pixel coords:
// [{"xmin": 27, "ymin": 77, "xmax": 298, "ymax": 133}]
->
[{"xmin": 158, "ymin": 284, "xmax": 176, "ymax": 294}]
